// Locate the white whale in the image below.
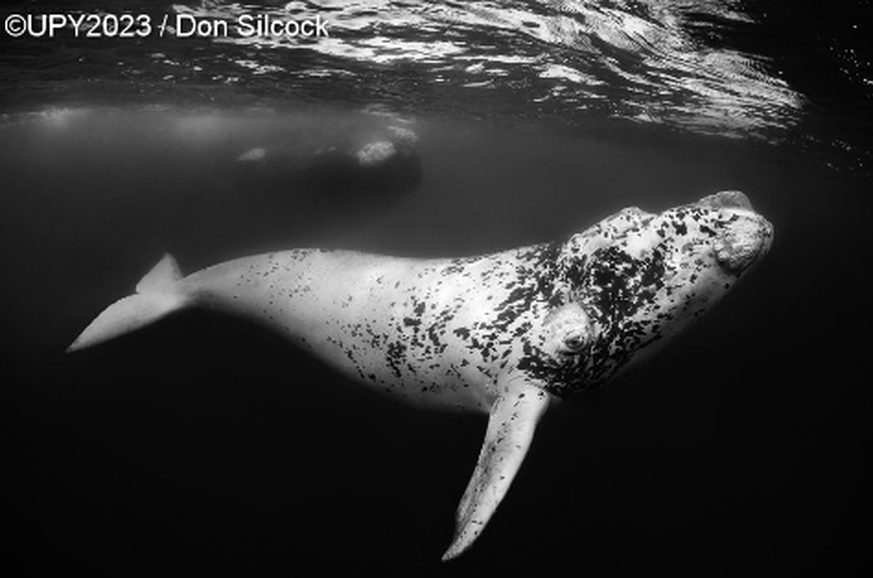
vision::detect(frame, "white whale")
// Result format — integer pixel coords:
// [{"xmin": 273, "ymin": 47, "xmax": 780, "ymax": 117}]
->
[{"xmin": 68, "ymin": 190, "xmax": 773, "ymax": 560}]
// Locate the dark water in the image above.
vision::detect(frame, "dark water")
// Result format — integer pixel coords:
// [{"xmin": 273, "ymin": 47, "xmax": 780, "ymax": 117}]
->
[{"xmin": 1, "ymin": 1, "xmax": 871, "ymax": 576}]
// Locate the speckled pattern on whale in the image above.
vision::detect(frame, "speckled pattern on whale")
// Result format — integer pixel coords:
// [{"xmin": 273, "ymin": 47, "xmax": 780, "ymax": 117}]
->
[{"xmin": 67, "ymin": 190, "xmax": 773, "ymax": 560}]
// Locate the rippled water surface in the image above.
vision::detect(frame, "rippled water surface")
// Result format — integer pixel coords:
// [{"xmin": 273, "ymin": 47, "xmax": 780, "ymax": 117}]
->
[
  {"xmin": 2, "ymin": 1, "xmax": 871, "ymax": 576},
  {"xmin": 4, "ymin": 0, "xmax": 871, "ymax": 172}
]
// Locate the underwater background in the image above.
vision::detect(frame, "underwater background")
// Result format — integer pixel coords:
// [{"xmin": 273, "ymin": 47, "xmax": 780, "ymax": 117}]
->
[{"xmin": 1, "ymin": 1, "xmax": 871, "ymax": 575}]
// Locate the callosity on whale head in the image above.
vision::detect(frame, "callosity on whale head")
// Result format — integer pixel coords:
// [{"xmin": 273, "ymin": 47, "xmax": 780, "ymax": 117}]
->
[{"xmin": 527, "ymin": 190, "xmax": 774, "ymax": 398}]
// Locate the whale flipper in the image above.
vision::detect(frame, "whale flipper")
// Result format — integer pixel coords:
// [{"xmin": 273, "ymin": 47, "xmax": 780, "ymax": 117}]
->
[
  {"xmin": 442, "ymin": 377, "xmax": 552, "ymax": 561},
  {"xmin": 67, "ymin": 253, "xmax": 186, "ymax": 352}
]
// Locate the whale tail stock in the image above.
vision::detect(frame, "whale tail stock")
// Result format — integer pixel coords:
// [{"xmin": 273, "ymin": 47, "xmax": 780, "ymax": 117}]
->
[{"xmin": 67, "ymin": 253, "xmax": 186, "ymax": 353}]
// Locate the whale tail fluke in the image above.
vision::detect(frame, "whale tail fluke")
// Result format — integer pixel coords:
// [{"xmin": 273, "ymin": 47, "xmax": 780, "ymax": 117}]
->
[{"xmin": 67, "ymin": 253, "xmax": 187, "ymax": 353}]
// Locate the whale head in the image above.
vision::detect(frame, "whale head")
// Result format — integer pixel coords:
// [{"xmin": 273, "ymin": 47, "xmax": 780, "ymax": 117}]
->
[{"xmin": 533, "ymin": 191, "xmax": 773, "ymax": 397}]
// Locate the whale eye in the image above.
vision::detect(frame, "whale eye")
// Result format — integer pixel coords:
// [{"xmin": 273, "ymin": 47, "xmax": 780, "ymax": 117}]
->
[
  {"xmin": 546, "ymin": 303, "xmax": 592, "ymax": 356},
  {"xmin": 563, "ymin": 333, "xmax": 587, "ymax": 352}
]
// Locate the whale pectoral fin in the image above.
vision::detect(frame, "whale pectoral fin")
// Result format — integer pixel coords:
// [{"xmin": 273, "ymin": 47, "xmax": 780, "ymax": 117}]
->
[{"xmin": 442, "ymin": 377, "xmax": 552, "ymax": 561}]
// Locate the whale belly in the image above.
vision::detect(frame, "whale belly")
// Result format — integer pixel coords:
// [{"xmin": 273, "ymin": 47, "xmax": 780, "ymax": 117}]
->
[{"xmin": 184, "ymin": 250, "xmax": 496, "ymax": 412}]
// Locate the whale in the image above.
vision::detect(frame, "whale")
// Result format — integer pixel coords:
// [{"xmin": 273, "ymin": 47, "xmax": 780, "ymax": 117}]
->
[
  {"xmin": 234, "ymin": 124, "xmax": 422, "ymax": 198},
  {"xmin": 67, "ymin": 190, "xmax": 773, "ymax": 560}
]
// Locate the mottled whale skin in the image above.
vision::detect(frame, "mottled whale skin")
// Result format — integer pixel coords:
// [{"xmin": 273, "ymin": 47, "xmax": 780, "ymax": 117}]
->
[{"xmin": 67, "ymin": 190, "xmax": 773, "ymax": 560}]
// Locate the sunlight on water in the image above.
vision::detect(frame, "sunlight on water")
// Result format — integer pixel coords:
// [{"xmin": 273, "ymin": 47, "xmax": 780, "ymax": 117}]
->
[{"xmin": 169, "ymin": 0, "xmax": 803, "ymax": 140}]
